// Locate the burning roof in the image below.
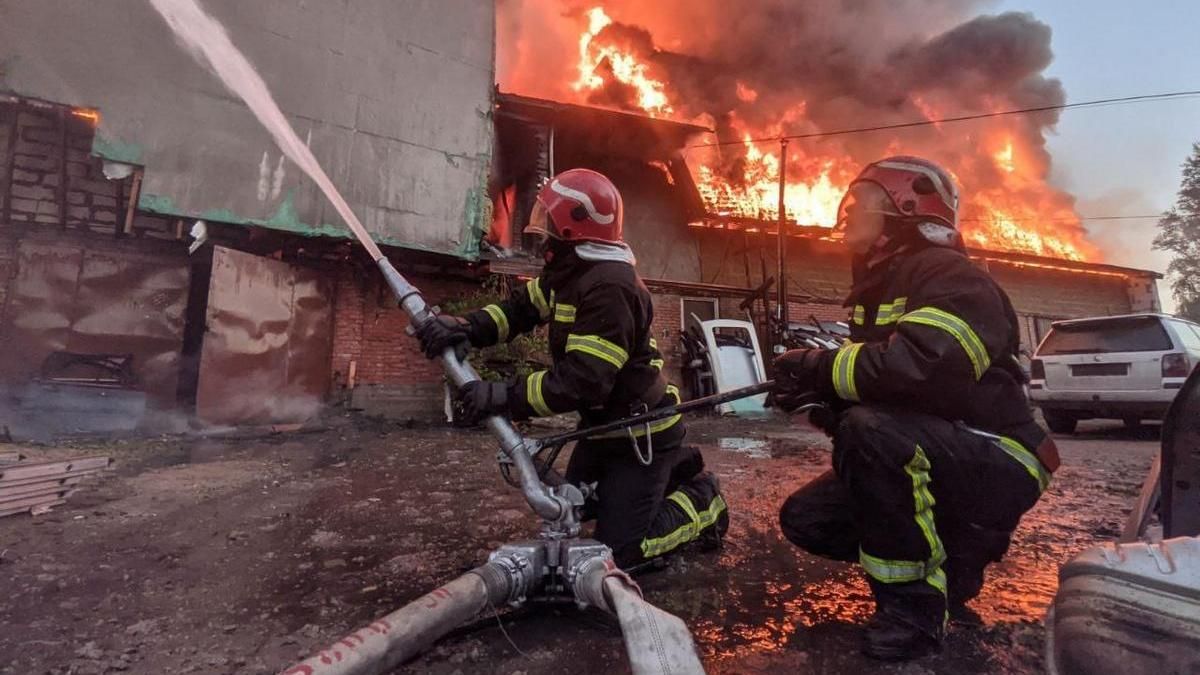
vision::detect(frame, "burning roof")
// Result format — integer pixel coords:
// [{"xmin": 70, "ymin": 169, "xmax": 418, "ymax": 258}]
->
[{"xmin": 497, "ymin": 1, "xmax": 1101, "ymax": 261}]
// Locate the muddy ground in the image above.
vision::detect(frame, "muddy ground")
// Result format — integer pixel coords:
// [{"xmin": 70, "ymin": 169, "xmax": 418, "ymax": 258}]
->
[{"xmin": 0, "ymin": 414, "xmax": 1156, "ymax": 674}]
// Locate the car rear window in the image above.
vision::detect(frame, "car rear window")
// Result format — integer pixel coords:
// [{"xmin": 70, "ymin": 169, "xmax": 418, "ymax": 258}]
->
[
  {"xmin": 1038, "ymin": 317, "xmax": 1173, "ymax": 355},
  {"xmin": 1172, "ymin": 320, "xmax": 1200, "ymax": 351}
]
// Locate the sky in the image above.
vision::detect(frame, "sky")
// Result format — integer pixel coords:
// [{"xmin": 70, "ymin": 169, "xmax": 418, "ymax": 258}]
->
[{"xmin": 994, "ymin": 0, "xmax": 1200, "ymax": 311}]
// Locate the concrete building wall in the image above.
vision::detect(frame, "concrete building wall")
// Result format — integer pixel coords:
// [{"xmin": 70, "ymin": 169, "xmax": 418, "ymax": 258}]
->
[{"xmin": 0, "ymin": 0, "xmax": 495, "ymax": 258}]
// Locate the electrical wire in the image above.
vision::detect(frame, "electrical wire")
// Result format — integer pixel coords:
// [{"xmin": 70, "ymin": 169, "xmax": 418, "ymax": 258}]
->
[
  {"xmin": 687, "ymin": 89, "xmax": 1200, "ymax": 149},
  {"xmin": 959, "ymin": 214, "xmax": 1166, "ymax": 223}
]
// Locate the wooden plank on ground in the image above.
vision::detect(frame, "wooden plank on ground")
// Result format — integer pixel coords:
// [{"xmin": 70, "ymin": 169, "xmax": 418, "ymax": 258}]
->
[
  {"xmin": 0, "ymin": 476, "xmax": 84, "ymax": 501},
  {"xmin": 0, "ymin": 450, "xmax": 24, "ymax": 464},
  {"xmin": 0, "ymin": 467, "xmax": 106, "ymax": 490},
  {"xmin": 0, "ymin": 498, "xmax": 67, "ymax": 518},
  {"xmin": 0, "ymin": 490, "xmax": 75, "ymax": 515},
  {"xmin": 0, "ymin": 483, "xmax": 77, "ymax": 507},
  {"xmin": 0, "ymin": 457, "xmax": 111, "ymax": 482}
]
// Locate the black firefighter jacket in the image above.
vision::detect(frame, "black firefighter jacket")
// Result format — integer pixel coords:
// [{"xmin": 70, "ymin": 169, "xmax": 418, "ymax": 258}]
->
[
  {"xmin": 813, "ymin": 243, "xmax": 1050, "ymax": 460},
  {"xmin": 464, "ymin": 252, "xmax": 684, "ymax": 448}
]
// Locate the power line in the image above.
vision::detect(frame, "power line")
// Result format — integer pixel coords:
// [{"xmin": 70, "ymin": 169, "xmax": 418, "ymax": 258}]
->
[
  {"xmin": 960, "ymin": 214, "xmax": 1166, "ymax": 223},
  {"xmin": 687, "ymin": 89, "xmax": 1200, "ymax": 149}
]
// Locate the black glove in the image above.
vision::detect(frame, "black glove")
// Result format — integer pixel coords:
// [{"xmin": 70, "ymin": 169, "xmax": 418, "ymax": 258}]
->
[
  {"xmin": 768, "ymin": 348, "xmax": 828, "ymax": 412},
  {"xmin": 414, "ymin": 315, "xmax": 471, "ymax": 360},
  {"xmin": 455, "ymin": 381, "xmax": 509, "ymax": 425}
]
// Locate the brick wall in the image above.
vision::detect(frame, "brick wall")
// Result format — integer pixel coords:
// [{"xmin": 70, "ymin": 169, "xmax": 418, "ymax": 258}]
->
[
  {"xmin": 987, "ymin": 262, "xmax": 1132, "ymax": 319},
  {"xmin": 3, "ymin": 103, "xmax": 128, "ymax": 233},
  {"xmin": 331, "ymin": 261, "xmax": 480, "ymax": 420}
]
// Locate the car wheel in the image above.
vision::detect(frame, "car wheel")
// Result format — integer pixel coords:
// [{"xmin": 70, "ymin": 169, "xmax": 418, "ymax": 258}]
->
[{"xmin": 1044, "ymin": 410, "xmax": 1078, "ymax": 435}]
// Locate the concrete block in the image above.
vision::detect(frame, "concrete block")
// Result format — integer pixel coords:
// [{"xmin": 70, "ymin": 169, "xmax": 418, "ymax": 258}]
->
[
  {"xmin": 14, "ymin": 154, "xmax": 57, "ymax": 172},
  {"xmin": 11, "ymin": 168, "xmax": 41, "ymax": 183},
  {"xmin": 11, "ymin": 184, "xmax": 56, "ymax": 201},
  {"xmin": 8, "ymin": 198, "xmax": 40, "ymax": 214}
]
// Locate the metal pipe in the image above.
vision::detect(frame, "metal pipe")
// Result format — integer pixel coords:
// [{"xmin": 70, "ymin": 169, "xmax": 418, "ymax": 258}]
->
[
  {"xmin": 376, "ymin": 258, "xmax": 567, "ymax": 523},
  {"xmin": 534, "ymin": 381, "xmax": 776, "ymax": 449},
  {"xmin": 775, "ymin": 139, "xmax": 790, "ymax": 347},
  {"xmin": 279, "ymin": 562, "xmax": 514, "ymax": 675}
]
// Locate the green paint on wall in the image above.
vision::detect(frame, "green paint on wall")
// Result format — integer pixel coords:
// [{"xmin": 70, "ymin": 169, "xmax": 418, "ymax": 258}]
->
[
  {"xmin": 92, "ymin": 134, "xmax": 143, "ymax": 164},
  {"xmin": 137, "ymin": 190, "xmax": 456, "ymax": 258}
]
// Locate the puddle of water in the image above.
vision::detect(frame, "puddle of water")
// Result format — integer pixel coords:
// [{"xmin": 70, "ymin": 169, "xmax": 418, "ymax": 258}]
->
[{"xmin": 719, "ymin": 437, "xmax": 771, "ymax": 459}]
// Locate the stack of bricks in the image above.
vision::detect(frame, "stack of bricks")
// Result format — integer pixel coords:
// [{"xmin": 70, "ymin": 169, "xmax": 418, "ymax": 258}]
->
[{"xmin": 2, "ymin": 101, "xmax": 127, "ymax": 235}]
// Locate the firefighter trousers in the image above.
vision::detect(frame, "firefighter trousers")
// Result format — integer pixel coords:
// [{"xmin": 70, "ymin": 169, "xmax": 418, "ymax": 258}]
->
[
  {"xmin": 566, "ymin": 438, "xmax": 728, "ymax": 568},
  {"xmin": 779, "ymin": 405, "xmax": 1047, "ymax": 637}
]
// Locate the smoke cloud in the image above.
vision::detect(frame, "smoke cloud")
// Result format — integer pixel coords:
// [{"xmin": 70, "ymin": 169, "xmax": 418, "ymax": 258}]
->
[{"xmin": 498, "ymin": 0, "xmax": 1097, "ymax": 259}]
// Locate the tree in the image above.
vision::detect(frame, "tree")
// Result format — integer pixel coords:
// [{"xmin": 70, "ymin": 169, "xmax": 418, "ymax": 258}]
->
[{"xmin": 1154, "ymin": 143, "xmax": 1200, "ymax": 322}]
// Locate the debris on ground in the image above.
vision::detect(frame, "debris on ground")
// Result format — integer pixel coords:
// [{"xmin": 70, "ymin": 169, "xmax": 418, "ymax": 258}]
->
[
  {"xmin": 0, "ymin": 416, "xmax": 1154, "ymax": 674},
  {"xmin": 0, "ymin": 454, "xmax": 112, "ymax": 518}
]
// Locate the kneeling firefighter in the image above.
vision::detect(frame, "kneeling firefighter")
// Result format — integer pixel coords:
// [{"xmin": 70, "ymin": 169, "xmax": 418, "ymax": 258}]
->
[
  {"xmin": 416, "ymin": 168, "xmax": 728, "ymax": 568},
  {"xmin": 771, "ymin": 156, "xmax": 1061, "ymax": 660}
]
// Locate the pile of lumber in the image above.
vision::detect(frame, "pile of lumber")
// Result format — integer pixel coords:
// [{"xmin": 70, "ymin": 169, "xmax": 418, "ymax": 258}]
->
[{"xmin": 0, "ymin": 455, "xmax": 111, "ymax": 518}]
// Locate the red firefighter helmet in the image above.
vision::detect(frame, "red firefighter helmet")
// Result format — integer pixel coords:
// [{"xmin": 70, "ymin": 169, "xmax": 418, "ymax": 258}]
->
[
  {"xmin": 525, "ymin": 168, "xmax": 624, "ymax": 245},
  {"xmin": 839, "ymin": 156, "xmax": 959, "ymax": 230}
]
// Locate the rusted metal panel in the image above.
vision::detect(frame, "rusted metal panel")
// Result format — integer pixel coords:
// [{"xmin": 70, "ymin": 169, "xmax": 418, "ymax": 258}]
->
[
  {"xmin": 0, "ymin": 242, "xmax": 80, "ymax": 384},
  {"xmin": 0, "ymin": 238, "xmax": 189, "ymax": 407},
  {"xmin": 72, "ymin": 248, "xmax": 189, "ymax": 404},
  {"xmin": 195, "ymin": 247, "xmax": 331, "ymax": 425},
  {"xmin": 285, "ymin": 269, "xmax": 333, "ymax": 406}
]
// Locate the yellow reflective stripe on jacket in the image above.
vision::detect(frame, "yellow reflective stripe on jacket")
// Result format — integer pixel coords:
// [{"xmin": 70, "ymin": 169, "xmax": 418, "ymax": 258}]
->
[
  {"xmin": 640, "ymin": 492, "xmax": 727, "ymax": 558},
  {"xmin": 566, "ymin": 334, "xmax": 629, "ymax": 369},
  {"xmin": 994, "ymin": 435, "xmax": 1051, "ymax": 492},
  {"xmin": 482, "ymin": 304, "xmax": 509, "ymax": 342},
  {"xmin": 898, "ymin": 306, "xmax": 990, "ymax": 379},
  {"xmin": 852, "ymin": 306, "xmax": 866, "ymax": 325},
  {"xmin": 526, "ymin": 278, "xmax": 551, "ymax": 320},
  {"xmin": 553, "ymin": 303, "xmax": 576, "ymax": 323},
  {"xmin": 649, "ymin": 337, "xmax": 658, "ymax": 350},
  {"xmin": 649, "ymin": 358, "xmax": 665, "ymax": 371},
  {"xmin": 832, "ymin": 343, "xmax": 864, "ymax": 402},
  {"xmin": 526, "ymin": 371, "xmax": 553, "ymax": 417},
  {"xmin": 875, "ymin": 297, "xmax": 908, "ymax": 325},
  {"xmin": 597, "ymin": 386, "xmax": 681, "ymax": 439}
]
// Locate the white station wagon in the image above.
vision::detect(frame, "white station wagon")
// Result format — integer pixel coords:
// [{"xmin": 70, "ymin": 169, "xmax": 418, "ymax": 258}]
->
[{"xmin": 1029, "ymin": 313, "xmax": 1200, "ymax": 434}]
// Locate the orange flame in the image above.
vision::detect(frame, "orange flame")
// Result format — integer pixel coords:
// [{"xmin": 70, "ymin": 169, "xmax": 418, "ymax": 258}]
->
[
  {"xmin": 568, "ymin": 6, "xmax": 1098, "ymax": 261},
  {"xmin": 71, "ymin": 108, "xmax": 100, "ymax": 125},
  {"xmin": 573, "ymin": 7, "xmax": 672, "ymax": 116}
]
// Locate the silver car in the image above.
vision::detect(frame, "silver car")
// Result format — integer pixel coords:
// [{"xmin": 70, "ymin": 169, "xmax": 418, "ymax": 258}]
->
[{"xmin": 1029, "ymin": 313, "xmax": 1200, "ymax": 434}]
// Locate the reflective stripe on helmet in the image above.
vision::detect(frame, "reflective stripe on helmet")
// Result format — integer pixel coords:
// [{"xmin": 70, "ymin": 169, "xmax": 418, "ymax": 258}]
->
[{"xmin": 550, "ymin": 179, "xmax": 615, "ymax": 225}]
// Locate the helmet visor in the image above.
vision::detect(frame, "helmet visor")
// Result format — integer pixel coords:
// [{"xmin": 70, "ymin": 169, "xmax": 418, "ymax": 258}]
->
[
  {"xmin": 524, "ymin": 200, "xmax": 554, "ymax": 240},
  {"xmin": 836, "ymin": 182, "xmax": 897, "ymax": 233},
  {"xmin": 835, "ymin": 182, "xmax": 897, "ymax": 253}
]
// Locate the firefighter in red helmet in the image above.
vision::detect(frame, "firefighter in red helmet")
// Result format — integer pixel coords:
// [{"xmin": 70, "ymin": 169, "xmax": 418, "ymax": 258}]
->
[
  {"xmin": 771, "ymin": 156, "xmax": 1060, "ymax": 660},
  {"xmin": 416, "ymin": 168, "xmax": 728, "ymax": 568}
]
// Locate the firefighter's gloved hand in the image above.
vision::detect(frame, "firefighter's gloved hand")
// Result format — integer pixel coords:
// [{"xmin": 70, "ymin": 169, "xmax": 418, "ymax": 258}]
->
[
  {"xmin": 769, "ymin": 348, "xmax": 828, "ymax": 412},
  {"xmin": 415, "ymin": 315, "xmax": 471, "ymax": 360},
  {"xmin": 455, "ymin": 381, "xmax": 508, "ymax": 425}
]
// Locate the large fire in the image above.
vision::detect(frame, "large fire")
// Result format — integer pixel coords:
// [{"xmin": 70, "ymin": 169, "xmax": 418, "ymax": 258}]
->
[{"xmin": 561, "ymin": 6, "xmax": 1098, "ymax": 261}]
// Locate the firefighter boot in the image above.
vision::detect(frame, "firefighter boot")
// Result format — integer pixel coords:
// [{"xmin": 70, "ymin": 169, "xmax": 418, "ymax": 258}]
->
[
  {"xmin": 863, "ymin": 581, "xmax": 945, "ymax": 661},
  {"xmin": 863, "ymin": 608, "xmax": 943, "ymax": 661},
  {"xmin": 670, "ymin": 471, "xmax": 728, "ymax": 551}
]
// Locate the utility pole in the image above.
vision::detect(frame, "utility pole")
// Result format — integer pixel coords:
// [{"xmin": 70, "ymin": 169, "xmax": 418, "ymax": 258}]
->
[{"xmin": 775, "ymin": 138, "xmax": 789, "ymax": 352}]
